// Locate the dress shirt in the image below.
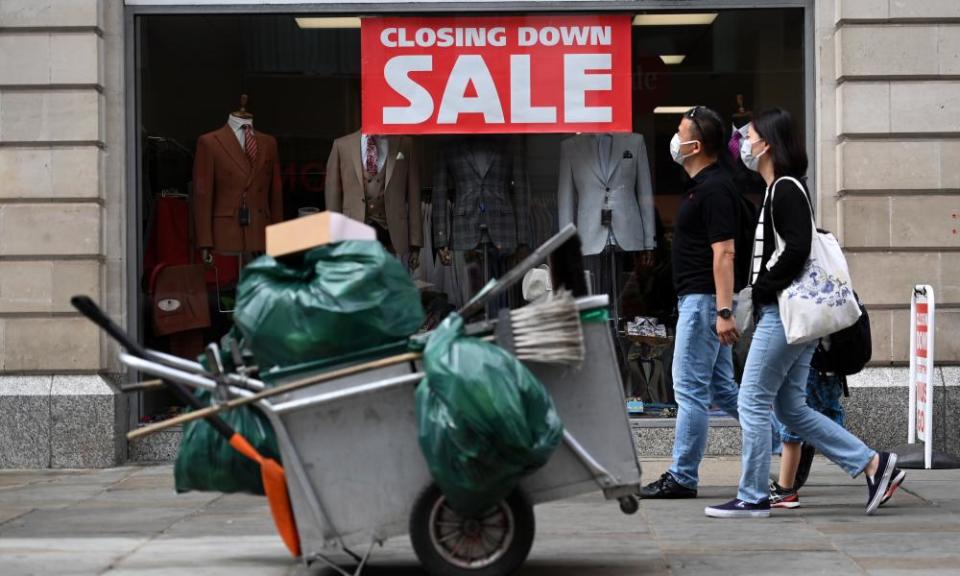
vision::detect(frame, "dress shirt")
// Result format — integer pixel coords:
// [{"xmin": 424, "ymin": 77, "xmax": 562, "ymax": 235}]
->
[{"xmin": 227, "ymin": 114, "xmax": 253, "ymax": 147}]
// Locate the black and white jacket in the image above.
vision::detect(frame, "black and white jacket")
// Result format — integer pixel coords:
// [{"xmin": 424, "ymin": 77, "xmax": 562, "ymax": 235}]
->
[{"xmin": 752, "ymin": 177, "xmax": 813, "ymax": 307}]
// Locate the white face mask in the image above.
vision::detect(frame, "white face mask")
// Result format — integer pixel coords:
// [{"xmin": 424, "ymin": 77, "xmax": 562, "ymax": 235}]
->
[
  {"xmin": 670, "ymin": 133, "xmax": 700, "ymax": 166},
  {"xmin": 740, "ymin": 136, "xmax": 767, "ymax": 172}
]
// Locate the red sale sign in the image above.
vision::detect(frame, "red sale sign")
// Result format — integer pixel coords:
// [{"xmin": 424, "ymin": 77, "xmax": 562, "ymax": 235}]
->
[{"xmin": 361, "ymin": 15, "xmax": 633, "ymax": 134}]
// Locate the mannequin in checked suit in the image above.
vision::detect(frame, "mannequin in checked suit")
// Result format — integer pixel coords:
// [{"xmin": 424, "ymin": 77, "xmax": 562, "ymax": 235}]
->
[{"xmin": 433, "ymin": 136, "xmax": 531, "ymax": 304}]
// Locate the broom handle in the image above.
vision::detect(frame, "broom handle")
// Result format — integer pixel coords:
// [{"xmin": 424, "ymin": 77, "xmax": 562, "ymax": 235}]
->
[
  {"xmin": 127, "ymin": 351, "xmax": 423, "ymax": 440},
  {"xmin": 71, "ymin": 296, "xmax": 237, "ymax": 440}
]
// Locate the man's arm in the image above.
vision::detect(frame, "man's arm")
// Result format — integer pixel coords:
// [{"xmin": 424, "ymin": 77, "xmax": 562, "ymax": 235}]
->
[{"xmin": 712, "ymin": 239, "xmax": 739, "ymax": 345}]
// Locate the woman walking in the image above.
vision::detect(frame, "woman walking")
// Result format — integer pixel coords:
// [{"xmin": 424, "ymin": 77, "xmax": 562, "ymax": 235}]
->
[{"xmin": 704, "ymin": 108, "xmax": 900, "ymax": 519}]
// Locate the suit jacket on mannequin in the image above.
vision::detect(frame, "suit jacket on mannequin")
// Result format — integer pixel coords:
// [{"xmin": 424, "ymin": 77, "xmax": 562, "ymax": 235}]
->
[
  {"xmin": 433, "ymin": 136, "xmax": 530, "ymax": 252},
  {"xmin": 557, "ymin": 133, "xmax": 655, "ymax": 256},
  {"xmin": 193, "ymin": 123, "xmax": 283, "ymax": 253},
  {"xmin": 324, "ymin": 131, "xmax": 422, "ymax": 255}
]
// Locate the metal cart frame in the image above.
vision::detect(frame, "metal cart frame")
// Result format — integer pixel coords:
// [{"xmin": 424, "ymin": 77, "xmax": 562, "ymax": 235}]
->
[{"xmin": 116, "ymin": 294, "xmax": 642, "ymax": 576}]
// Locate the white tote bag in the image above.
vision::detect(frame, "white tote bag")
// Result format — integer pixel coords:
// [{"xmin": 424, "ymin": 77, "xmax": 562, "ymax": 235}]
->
[{"xmin": 768, "ymin": 177, "xmax": 861, "ymax": 344}]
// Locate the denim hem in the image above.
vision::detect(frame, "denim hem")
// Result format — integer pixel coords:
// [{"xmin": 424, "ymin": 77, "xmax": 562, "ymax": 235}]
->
[{"xmin": 851, "ymin": 450, "xmax": 878, "ymax": 478}]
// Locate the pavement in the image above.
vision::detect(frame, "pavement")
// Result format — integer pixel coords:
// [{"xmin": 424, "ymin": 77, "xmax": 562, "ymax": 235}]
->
[{"xmin": 2, "ymin": 457, "xmax": 959, "ymax": 575}]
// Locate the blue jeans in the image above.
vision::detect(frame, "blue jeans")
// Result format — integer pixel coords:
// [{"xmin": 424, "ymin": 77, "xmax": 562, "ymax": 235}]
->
[
  {"xmin": 668, "ymin": 294, "xmax": 740, "ymax": 489},
  {"xmin": 777, "ymin": 369, "xmax": 846, "ymax": 444},
  {"xmin": 737, "ymin": 305, "xmax": 875, "ymax": 503}
]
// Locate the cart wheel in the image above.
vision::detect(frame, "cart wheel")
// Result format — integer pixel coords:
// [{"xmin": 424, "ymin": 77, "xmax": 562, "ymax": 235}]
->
[
  {"xmin": 619, "ymin": 496, "xmax": 639, "ymax": 515},
  {"xmin": 410, "ymin": 484, "xmax": 535, "ymax": 576}
]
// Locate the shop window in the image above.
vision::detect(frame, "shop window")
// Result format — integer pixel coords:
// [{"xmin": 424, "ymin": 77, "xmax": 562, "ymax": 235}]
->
[{"xmin": 135, "ymin": 9, "xmax": 805, "ymax": 423}]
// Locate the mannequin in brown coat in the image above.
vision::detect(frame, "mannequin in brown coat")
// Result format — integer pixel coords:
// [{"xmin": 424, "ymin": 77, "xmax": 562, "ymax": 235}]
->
[{"xmin": 193, "ymin": 116, "xmax": 283, "ymax": 255}]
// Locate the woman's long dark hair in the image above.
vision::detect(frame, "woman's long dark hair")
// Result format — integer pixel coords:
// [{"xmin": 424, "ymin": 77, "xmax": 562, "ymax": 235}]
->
[{"xmin": 752, "ymin": 107, "xmax": 808, "ymax": 179}]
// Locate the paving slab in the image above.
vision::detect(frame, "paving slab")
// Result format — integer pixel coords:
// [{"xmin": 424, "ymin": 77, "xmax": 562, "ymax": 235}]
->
[
  {"xmin": 108, "ymin": 535, "xmax": 293, "ymax": 575},
  {"xmin": 0, "ymin": 537, "xmax": 147, "ymax": 576},
  {"xmin": 0, "ymin": 507, "xmax": 32, "ymax": 525},
  {"xmin": 0, "ymin": 503, "xmax": 192, "ymax": 538},
  {"xmin": 665, "ymin": 550, "xmax": 864, "ymax": 575},
  {"xmin": 0, "ymin": 481, "xmax": 109, "ymax": 510}
]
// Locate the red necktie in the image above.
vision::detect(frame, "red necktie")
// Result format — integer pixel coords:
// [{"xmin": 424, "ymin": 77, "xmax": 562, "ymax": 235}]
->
[
  {"xmin": 242, "ymin": 124, "xmax": 258, "ymax": 164},
  {"xmin": 365, "ymin": 135, "xmax": 379, "ymax": 177}
]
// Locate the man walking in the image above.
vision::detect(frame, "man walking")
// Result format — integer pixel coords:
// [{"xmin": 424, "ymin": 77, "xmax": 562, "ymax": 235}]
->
[{"xmin": 641, "ymin": 106, "xmax": 742, "ymax": 499}]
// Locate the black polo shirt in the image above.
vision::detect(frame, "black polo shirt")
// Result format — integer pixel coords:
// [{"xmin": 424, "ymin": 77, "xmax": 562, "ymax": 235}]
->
[{"xmin": 671, "ymin": 163, "xmax": 738, "ymax": 296}]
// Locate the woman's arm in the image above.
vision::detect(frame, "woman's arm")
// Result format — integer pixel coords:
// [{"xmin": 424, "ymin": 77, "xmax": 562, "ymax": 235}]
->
[{"xmin": 753, "ymin": 180, "xmax": 812, "ymax": 302}]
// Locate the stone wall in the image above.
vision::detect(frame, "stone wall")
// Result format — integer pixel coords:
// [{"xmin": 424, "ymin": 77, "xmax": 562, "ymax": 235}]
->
[
  {"xmin": 825, "ymin": 0, "xmax": 960, "ymax": 364},
  {"xmin": 0, "ymin": 0, "xmax": 126, "ymax": 468},
  {"xmin": 816, "ymin": 0, "xmax": 960, "ymax": 458}
]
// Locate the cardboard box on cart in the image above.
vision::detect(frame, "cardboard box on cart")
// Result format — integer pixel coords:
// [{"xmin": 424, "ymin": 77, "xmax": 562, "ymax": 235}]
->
[{"xmin": 265, "ymin": 211, "xmax": 376, "ymax": 258}]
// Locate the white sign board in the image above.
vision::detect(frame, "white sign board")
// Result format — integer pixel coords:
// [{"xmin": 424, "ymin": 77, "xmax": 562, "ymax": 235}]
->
[{"xmin": 908, "ymin": 284, "xmax": 935, "ymax": 469}]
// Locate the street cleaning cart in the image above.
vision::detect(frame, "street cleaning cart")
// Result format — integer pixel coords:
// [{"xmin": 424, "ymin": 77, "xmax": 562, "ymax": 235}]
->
[{"xmin": 73, "ymin": 231, "xmax": 643, "ymax": 576}]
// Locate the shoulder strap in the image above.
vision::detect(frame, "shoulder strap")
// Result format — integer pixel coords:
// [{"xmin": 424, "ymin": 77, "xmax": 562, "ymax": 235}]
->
[{"xmin": 768, "ymin": 176, "xmax": 815, "ymax": 253}]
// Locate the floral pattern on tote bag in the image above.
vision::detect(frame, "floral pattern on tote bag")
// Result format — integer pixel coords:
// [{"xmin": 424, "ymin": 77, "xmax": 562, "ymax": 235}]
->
[{"xmin": 785, "ymin": 259, "xmax": 853, "ymax": 308}]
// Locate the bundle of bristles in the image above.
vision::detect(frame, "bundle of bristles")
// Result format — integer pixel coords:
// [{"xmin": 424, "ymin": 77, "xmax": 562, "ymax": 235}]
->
[{"xmin": 495, "ymin": 290, "xmax": 586, "ymax": 367}]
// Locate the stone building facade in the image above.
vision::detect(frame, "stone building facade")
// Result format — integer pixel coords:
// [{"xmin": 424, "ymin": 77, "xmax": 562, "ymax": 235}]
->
[
  {"xmin": 0, "ymin": 0, "xmax": 958, "ymax": 467},
  {"xmin": 1, "ymin": 0, "xmax": 126, "ymax": 467}
]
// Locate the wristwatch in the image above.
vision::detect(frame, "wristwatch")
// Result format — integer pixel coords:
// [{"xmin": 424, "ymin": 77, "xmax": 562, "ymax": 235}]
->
[{"xmin": 717, "ymin": 307, "xmax": 733, "ymax": 320}]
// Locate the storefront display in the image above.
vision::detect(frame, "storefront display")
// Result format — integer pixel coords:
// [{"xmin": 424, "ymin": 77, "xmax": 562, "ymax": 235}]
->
[{"xmin": 134, "ymin": 8, "xmax": 805, "ymax": 421}]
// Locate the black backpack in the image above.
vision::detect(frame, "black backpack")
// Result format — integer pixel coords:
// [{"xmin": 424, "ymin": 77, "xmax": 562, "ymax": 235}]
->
[
  {"xmin": 811, "ymin": 293, "xmax": 872, "ymax": 394},
  {"xmin": 733, "ymin": 191, "xmax": 758, "ymax": 292}
]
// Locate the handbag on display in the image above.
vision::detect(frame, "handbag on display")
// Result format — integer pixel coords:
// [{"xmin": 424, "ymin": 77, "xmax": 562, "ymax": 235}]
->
[
  {"xmin": 150, "ymin": 263, "xmax": 212, "ymax": 337},
  {"xmin": 768, "ymin": 176, "xmax": 861, "ymax": 344}
]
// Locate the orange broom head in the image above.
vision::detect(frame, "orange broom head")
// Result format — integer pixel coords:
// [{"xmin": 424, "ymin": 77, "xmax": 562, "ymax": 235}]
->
[{"xmin": 228, "ymin": 434, "xmax": 302, "ymax": 557}]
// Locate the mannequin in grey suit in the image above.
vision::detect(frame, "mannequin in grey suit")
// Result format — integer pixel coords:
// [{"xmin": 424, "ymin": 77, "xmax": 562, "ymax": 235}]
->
[
  {"xmin": 558, "ymin": 132, "xmax": 656, "ymax": 296},
  {"xmin": 557, "ymin": 132, "xmax": 656, "ymax": 256}
]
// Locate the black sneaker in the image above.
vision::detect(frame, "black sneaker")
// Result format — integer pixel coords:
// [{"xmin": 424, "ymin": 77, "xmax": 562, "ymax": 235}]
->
[
  {"xmin": 769, "ymin": 480, "xmax": 800, "ymax": 509},
  {"xmin": 639, "ymin": 472, "xmax": 697, "ymax": 499},
  {"xmin": 705, "ymin": 498, "xmax": 771, "ymax": 518},
  {"xmin": 880, "ymin": 468, "xmax": 906, "ymax": 507},
  {"xmin": 794, "ymin": 443, "xmax": 816, "ymax": 491},
  {"xmin": 866, "ymin": 452, "xmax": 898, "ymax": 515}
]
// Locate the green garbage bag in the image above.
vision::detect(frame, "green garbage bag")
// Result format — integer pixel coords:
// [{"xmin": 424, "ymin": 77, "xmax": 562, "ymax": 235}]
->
[
  {"xmin": 415, "ymin": 313, "xmax": 564, "ymax": 517},
  {"xmin": 234, "ymin": 241, "xmax": 425, "ymax": 369},
  {"xmin": 174, "ymin": 390, "xmax": 280, "ymax": 495}
]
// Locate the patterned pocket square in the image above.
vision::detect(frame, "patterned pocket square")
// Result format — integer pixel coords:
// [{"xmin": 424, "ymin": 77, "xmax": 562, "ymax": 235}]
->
[{"xmin": 623, "ymin": 150, "xmax": 634, "ymax": 159}]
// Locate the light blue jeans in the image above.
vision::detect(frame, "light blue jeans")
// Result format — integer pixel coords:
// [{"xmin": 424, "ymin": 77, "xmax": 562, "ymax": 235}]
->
[
  {"xmin": 737, "ymin": 305, "xmax": 876, "ymax": 503},
  {"xmin": 668, "ymin": 294, "xmax": 740, "ymax": 489}
]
